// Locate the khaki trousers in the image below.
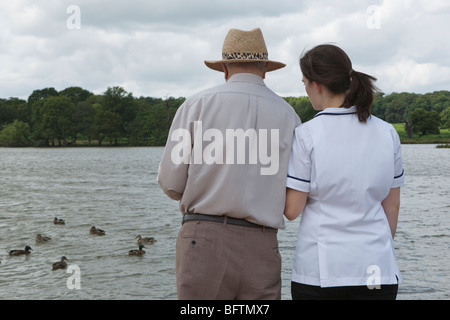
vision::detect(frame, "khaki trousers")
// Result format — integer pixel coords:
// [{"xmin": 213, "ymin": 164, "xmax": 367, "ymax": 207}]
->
[{"xmin": 176, "ymin": 220, "xmax": 281, "ymax": 300}]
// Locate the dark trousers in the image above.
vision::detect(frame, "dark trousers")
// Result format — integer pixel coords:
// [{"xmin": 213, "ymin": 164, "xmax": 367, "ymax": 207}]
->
[{"xmin": 291, "ymin": 281, "xmax": 398, "ymax": 300}]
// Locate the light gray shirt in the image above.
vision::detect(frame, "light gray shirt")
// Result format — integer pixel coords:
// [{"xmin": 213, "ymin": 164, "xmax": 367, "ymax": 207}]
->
[{"xmin": 158, "ymin": 73, "xmax": 301, "ymax": 229}]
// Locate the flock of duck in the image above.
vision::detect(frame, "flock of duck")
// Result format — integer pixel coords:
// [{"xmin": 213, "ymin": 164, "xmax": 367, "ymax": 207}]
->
[{"xmin": 2, "ymin": 217, "xmax": 157, "ymax": 270}]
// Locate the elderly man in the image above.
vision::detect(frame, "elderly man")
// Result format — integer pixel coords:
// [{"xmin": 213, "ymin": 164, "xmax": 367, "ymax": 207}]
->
[{"xmin": 158, "ymin": 28, "xmax": 301, "ymax": 300}]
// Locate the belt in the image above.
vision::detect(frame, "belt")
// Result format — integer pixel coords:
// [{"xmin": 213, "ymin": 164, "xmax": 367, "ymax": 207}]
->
[{"xmin": 182, "ymin": 213, "xmax": 275, "ymax": 230}]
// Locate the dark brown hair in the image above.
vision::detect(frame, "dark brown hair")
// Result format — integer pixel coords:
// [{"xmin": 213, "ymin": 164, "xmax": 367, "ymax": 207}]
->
[{"xmin": 299, "ymin": 44, "xmax": 378, "ymax": 122}]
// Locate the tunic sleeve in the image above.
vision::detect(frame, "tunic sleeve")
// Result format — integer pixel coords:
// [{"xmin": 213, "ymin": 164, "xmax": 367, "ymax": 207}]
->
[
  {"xmin": 287, "ymin": 126, "xmax": 311, "ymax": 193},
  {"xmin": 391, "ymin": 126, "xmax": 405, "ymax": 189}
]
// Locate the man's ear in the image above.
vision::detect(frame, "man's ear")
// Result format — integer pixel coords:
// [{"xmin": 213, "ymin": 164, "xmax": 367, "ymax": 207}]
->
[
  {"xmin": 221, "ymin": 63, "xmax": 229, "ymax": 80},
  {"xmin": 262, "ymin": 62, "xmax": 268, "ymax": 79}
]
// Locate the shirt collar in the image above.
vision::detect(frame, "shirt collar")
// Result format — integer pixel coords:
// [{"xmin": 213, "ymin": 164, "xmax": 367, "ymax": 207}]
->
[
  {"xmin": 227, "ymin": 73, "xmax": 266, "ymax": 87},
  {"xmin": 314, "ymin": 106, "xmax": 357, "ymax": 118}
]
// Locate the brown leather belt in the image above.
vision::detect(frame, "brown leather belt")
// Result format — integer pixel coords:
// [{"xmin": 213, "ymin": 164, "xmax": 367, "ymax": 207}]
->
[{"xmin": 182, "ymin": 213, "xmax": 275, "ymax": 230}]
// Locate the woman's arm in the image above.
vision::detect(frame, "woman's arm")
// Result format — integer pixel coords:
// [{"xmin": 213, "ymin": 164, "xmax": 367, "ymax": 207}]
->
[
  {"xmin": 381, "ymin": 187, "xmax": 401, "ymax": 239},
  {"xmin": 284, "ymin": 188, "xmax": 308, "ymax": 221}
]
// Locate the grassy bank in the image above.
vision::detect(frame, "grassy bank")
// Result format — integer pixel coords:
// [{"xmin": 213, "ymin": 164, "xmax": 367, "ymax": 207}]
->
[{"xmin": 392, "ymin": 123, "xmax": 450, "ymax": 144}]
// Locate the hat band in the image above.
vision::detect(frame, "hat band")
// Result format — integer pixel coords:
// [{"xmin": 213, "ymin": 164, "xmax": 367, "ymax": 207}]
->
[{"xmin": 222, "ymin": 52, "xmax": 268, "ymax": 61}]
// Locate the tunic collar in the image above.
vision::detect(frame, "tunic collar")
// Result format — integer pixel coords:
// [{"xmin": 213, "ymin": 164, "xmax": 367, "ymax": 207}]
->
[{"xmin": 314, "ymin": 106, "xmax": 358, "ymax": 118}]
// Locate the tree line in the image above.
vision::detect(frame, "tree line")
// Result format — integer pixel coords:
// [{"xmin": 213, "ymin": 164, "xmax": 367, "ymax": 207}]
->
[
  {"xmin": 1, "ymin": 86, "xmax": 449, "ymax": 147},
  {"xmin": 0, "ymin": 87, "xmax": 183, "ymax": 147}
]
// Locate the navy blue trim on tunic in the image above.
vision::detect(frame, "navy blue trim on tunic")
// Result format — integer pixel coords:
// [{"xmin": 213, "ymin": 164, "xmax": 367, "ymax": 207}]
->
[
  {"xmin": 394, "ymin": 169, "xmax": 404, "ymax": 179},
  {"xmin": 287, "ymin": 175, "xmax": 311, "ymax": 183},
  {"xmin": 314, "ymin": 112, "xmax": 357, "ymax": 118}
]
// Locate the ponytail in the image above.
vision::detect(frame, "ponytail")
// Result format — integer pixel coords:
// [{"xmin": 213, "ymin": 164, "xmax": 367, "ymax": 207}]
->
[
  {"xmin": 344, "ymin": 70, "xmax": 378, "ymax": 122},
  {"xmin": 300, "ymin": 44, "xmax": 378, "ymax": 123}
]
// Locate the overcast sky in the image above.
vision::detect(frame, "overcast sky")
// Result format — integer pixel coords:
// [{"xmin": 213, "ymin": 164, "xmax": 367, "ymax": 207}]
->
[{"xmin": 1, "ymin": 0, "xmax": 449, "ymax": 100}]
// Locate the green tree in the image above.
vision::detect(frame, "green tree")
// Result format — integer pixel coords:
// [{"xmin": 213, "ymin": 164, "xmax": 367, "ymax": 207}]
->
[
  {"xmin": 285, "ymin": 96, "xmax": 317, "ymax": 122},
  {"xmin": 385, "ymin": 92, "xmax": 418, "ymax": 123},
  {"xmin": 131, "ymin": 98, "xmax": 170, "ymax": 145},
  {"xmin": 0, "ymin": 99, "xmax": 18, "ymax": 127},
  {"xmin": 71, "ymin": 100, "xmax": 97, "ymax": 145},
  {"xmin": 92, "ymin": 108, "xmax": 122, "ymax": 146},
  {"xmin": 0, "ymin": 120, "xmax": 31, "ymax": 147},
  {"xmin": 371, "ymin": 92, "xmax": 386, "ymax": 120},
  {"xmin": 128, "ymin": 97, "xmax": 161, "ymax": 145},
  {"xmin": 59, "ymin": 87, "xmax": 93, "ymax": 104},
  {"xmin": 28, "ymin": 87, "xmax": 59, "ymax": 106},
  {"xmin": 440, "ymin": 106, "xmax": 450, "ymax": 129},
  {"xmin": 428, "ymin": 92, "xmax": 450, "ymax": 114},
  {"xmin": 32, "ymin": 96, "xmax": 75, "ymax": 146},
  {"xmin": 411, "ymin": 96, "xmax": 431, "ymax": 111},
  {"xmin": 102, "ymin": 87, "xmax": 136, "ymax": 144},
  {"xmin": 410, "ymin": 108, "xmax": 441, "ymax": 136},
  {"xmin": 385, "ymin": 94, "xmax": 405, "ymax": 123},
  {"xmin": 9, "ymin": 98, "xmax": 30, "ymax": 124}
]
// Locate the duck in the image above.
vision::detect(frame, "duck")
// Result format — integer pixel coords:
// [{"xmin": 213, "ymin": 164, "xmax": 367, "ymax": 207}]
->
[
  {"xmin": 54, "ymin": 217, "xmax": 65, "ymax": 225},
  {"xmin": 36, "ymin": 234, "xmax": 52, "ymax": 242},
  {"xmin": 135, "ymin": 235, "xmax": 157, "ymax": 245},
  {"xmin": 90, "ymin": 226, "xmax": 106, "ymax": 236},
  {"xmin": 52, "ymin": 256, "xmax": 68, "ymax": 270},
  {"xmin": 9, "ymin": 246, "xmax": 32, "ymax": 256},
  {"xmin": 128, "ymin": 244, "xmax": 146, "ymax": 256}
]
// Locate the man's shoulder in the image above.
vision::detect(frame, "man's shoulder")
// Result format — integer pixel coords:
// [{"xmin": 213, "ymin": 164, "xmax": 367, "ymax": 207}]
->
[
  {"xmin": 183, "ymin": 83, "xmax": 227, "ymax": 104},
  {"xmin": 183, "ymin": 78, "xmax": 298, "ymax": 120}
]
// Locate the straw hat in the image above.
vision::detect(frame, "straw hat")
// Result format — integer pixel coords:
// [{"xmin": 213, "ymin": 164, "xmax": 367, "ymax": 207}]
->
[{"xmin": 204, "ymin": 28, "xmax": 286, "ymax": 72}]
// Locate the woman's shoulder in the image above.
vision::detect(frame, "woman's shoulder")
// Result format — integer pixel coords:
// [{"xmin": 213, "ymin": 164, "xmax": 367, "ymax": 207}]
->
[
  {"xmin": 368, "ymin": 115, "xmax": 401, "ymax": 145},
  {"xmin": 295, "ymin": 116, "xmax": 321, "ymax": 134},
  {"xmin": 293, "ymin": 120, "xmax": 316, "ymax": 150},
  {"xmin": 368, "ymin": 115, "xmax": 397, "ymax": 132}
]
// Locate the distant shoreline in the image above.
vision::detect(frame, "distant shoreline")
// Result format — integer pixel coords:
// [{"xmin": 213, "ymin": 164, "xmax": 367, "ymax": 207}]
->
[
  {"xmin": 392, "ymin": 123, "xmax": 450, "ymax": 145},
  {"xmin": 1, "ymin": 141, "xmax": 450, "ymax": 148},
  {"xmin": 2, "ymin": 124, "xmax": 450, "ymax": 148}
]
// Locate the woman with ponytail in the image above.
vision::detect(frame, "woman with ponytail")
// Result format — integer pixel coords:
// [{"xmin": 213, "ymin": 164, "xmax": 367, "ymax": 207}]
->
[{"xmin": 284, "ymin": 44, "xmax": 405, "ymax": 300}]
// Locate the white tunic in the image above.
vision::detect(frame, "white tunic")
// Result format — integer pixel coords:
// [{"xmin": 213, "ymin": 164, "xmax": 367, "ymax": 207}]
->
[{"xmin": 287, "ymin": 106, "xmax": 405, "ymax": 287}]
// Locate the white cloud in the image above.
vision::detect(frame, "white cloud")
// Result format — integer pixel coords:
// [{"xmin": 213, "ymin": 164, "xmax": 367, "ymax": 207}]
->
[{"xmin": 0, "ymin": 0, "xmax": 449, "ymax": 100}]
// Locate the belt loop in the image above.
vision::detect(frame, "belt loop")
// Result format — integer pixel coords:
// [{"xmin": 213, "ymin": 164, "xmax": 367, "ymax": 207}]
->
[{"xmin": 223, "ymin": 215, "xmax": 228, "ymax": 226}]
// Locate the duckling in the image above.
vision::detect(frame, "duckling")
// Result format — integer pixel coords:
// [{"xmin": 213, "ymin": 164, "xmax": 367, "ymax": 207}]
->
[
  {"xmin": 52, "ymin": 256, "xmax": 68, "ymax": 270},
  {"xmin": 90, "ymin": 226, "xmax": 106, "ymax": 236},
  {"xmin": 128, "ymin": 244, "xmax": 146, "ymax": 256},
  {"xmin": 54, "ymin": 217, "xmax": 65, "ymax": 225},
  {"xmin": 135, "ymin": 235, "xmax": 157, "ymax": 245},
  {"xmin": 9, "ymin": 246, "xmax": 32, "ymax": 256},
  {"xmin": 36, "ymin": 234, "xmax": 52, "ymax": 242}
]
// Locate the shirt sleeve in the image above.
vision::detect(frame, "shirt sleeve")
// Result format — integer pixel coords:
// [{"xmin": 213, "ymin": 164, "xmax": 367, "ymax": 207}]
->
[
  {"xmin": 286, "ymin": 126, "xmax": 311, "ymax": 193},
  {"xmin": 157, "ymin": 101, "xmax": 193, "ymax": 200},
  {"xmin": 391, "ymin": 127, "xmax": 405, "ymax": 189}
]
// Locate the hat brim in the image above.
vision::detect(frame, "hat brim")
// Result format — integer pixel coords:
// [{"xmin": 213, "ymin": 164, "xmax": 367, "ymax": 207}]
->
[{"xmin": 204, "ymin": 59, "xmax": 286, "ymax": 72}]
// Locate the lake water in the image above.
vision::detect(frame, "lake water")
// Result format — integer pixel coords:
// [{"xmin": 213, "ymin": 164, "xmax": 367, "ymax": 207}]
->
[{"xmin": 0, "ymin": 145, "xmax": 449, "ymax": 300}]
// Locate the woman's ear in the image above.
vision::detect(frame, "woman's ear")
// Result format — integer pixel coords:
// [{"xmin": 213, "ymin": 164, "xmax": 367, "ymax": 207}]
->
[{"xmin": 312, "ymin": 81, "xmax": 322, "ymax": 94}]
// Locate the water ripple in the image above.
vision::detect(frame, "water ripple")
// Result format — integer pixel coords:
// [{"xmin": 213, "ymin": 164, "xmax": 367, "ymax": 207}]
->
[{"xmin": 0, "ymin": 145, "xmax": 449, "ymax": 300}]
